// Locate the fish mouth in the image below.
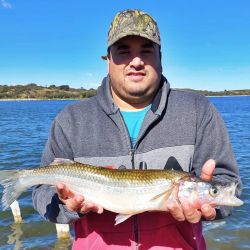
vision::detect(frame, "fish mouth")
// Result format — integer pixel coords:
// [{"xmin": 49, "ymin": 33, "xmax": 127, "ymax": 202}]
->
[
  {"xmin": 222, "ymin": 196, "xmax": 244, "ymax": 206},
  {"xmin": 213, "ymin": 182, "xmax": 243, "ymax": 207},
  {"xmin": 210, "ymin": 196, "xmax": 244, "ymax": 207}
]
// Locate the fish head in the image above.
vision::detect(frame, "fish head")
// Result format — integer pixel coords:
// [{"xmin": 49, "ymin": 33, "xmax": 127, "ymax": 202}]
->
[{"xmin": 178, "ymin": 180, "xmax": 243, "ymax": 208}]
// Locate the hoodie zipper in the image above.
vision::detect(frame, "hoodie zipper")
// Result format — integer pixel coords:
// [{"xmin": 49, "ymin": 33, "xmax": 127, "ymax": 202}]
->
[
  {"xmin": 130, "ymin": 147, "xmax": 139, "ymax": 250},
  {"xmin": 120, "ymin": 110, "xmax": 159, "ymax": 250},
  {"xmin": 130, "ymin": 114, "xmax": 160, "ymax": 250},
  {"xmin": 130, "ymin": 147, "xmax": 135, "ymax": 169}
]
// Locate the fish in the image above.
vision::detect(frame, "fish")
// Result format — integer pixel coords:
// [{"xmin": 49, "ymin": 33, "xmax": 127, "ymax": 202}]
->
[{"xmin": 0, "ymin": 158, "xmax": 243, "ymax": 225}]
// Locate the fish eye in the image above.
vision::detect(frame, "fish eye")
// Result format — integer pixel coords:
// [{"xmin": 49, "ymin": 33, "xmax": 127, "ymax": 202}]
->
[{"xmin": 209, "ymin": 186, "xmax": 219, "ymax": 197}]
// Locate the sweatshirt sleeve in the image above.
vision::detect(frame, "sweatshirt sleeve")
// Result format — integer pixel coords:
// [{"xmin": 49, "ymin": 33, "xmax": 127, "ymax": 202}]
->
[
  {"xmin": 192, "ymin": 97, "xmax": 242, "ymax": 219},
  {"xmin": 32, "ymin": 117, "xmax": 82, "ymax": 224}
]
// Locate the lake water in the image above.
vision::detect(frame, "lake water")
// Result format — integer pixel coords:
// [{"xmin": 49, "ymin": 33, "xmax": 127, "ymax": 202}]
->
[{"xmin": 0, "ymin": 96, "xmax": 249, "ymax": 249}]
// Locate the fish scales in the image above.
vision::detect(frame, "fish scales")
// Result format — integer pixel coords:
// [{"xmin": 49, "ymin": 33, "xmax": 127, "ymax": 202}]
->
[
  {"xmin": 0, "ymin": 159, "xmax": 243, "ymax": 225},
  {"xmin": 27, "ymin": 163, "xmax": 190, "ymax": 187}
]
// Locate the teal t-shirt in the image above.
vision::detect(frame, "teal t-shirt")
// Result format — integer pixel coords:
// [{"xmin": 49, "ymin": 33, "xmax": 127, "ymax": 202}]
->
[{"xmin": 121, "ymin": 105, "xmax": 151, "ymax": 147}]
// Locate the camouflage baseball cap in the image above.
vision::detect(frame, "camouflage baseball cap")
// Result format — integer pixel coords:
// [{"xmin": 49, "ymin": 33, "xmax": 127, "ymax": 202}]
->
[{"xmin": 107, "ymin": 9, "xmax": 161, "ymax": 48}]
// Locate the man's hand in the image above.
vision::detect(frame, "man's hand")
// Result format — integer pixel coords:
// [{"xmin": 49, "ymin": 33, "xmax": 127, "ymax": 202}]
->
[
  {"xmin": 166, "ymin": 159, "xmax": 217, "ymax": 223},
  {"xmin": 56, "ymin": 183, "xmax": 104, "ymax": 214}
]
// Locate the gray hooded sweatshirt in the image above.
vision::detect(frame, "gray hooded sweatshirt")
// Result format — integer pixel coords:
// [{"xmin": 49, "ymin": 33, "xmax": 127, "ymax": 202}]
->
[{"xmin": 32, "ymin": 75, "xmax": 242, "ymax": 224}]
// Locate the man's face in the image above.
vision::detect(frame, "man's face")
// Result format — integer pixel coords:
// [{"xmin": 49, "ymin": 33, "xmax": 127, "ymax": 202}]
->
[{"xmin": 108, "ymin": 36, "xmax": 162, "ymax": 108}]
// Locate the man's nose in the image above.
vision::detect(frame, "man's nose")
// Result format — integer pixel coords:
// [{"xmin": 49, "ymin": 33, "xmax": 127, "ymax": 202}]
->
[{"xmin": 129, "ymin": 56, "xmax": 144, "ymax": 68}]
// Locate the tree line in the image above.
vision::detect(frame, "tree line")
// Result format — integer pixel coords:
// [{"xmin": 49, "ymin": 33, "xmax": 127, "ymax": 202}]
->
[
  {"xmin": 0, "ymin": 83, "xmax": 249, "ymax": 100},
  {"xmin": 0, "ymin": 84, "xmax": 96, "ymax": 99}
]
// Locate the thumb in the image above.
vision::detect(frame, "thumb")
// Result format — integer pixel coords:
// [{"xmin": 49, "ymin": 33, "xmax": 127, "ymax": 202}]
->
[
  {"xmin": 56, "ymin": 183, "xmax": 74, "ymax": 200},
  {"xmin": 200, "ymin": 159, "xmax": 216, "ymax": 181}
]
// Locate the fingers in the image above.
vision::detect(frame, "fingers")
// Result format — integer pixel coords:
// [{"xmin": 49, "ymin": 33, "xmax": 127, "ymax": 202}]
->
[
  {"xmin": 166, "ymin": 159, "xmax": 217, "ymax": 223},
  {"xmin": 166, "ymin": 188, "xmax": 185, "ymax": 221},
  {"xmin": 169, "ymin": 202, "xmax": 215, "ymax": 223},
  {"xmin": 167, "ymin": 202, "xmax": 216, "ymax": 223},
  {"xmin": 56, "ymin": 183, "xmax": 103, "ymax": 214},
  {"xmin": 65, "ymin": 197, "xmax": 103, "ymax": 214},
  {"xmin": 166, "ymin": 187, "xmax": 215, "ymax": 223},
  {"xmin": 56, "ymin": 183, "xmax": 75, "ymax": 200},
  {"xmin": 166, "ymin": 187, "xmax": 203, "ymax": 223},
  {"xmin": 167, "ymin": 202, "xmax": 185, "ymax": 221},
  {"xmin": 167, "ymin": 200, "xmax": 203, "ymax": 223},
  {"xmin": 64, "ymin": 195, "xmax": 84, "ymax": 212},
  {"xmin": 78, "ymin": 201, "xmax": 104, "ymax": 214},
  {"xmin": 56, "ymin": 182, "xmax": 84, "ymax": 212},
  {"xmin": 201, "ymin": 204, "xmax": 216, "ymax": 220},
  {"xmin": 200, "ymin": 159, "xmax": 216, "ymax": 181},
  {"xmin": 182, "ymin": 202, "xmax": 202, "ymax": 223}
]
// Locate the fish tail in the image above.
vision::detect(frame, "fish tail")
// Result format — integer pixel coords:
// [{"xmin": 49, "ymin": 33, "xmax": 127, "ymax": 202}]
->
[{"xmin": 0, "ymin": 170, "xmax": 25, "ymax": 210}]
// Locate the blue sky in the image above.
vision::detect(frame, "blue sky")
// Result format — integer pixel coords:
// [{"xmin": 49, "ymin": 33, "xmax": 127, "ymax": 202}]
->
[{"xmin": 0, "ymin": 0, "xmax": 249, "ymax": 91}]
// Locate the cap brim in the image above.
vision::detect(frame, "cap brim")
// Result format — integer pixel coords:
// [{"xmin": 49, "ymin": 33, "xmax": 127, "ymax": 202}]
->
[{"xmin": 108, "ymin": 32, "xmax": 160, "ymax": 48}]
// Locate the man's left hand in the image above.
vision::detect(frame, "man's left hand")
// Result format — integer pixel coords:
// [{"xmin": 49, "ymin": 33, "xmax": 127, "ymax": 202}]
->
[{"xmin": 166, "ymin": 159, "xmax": 217, "ymax": 223}]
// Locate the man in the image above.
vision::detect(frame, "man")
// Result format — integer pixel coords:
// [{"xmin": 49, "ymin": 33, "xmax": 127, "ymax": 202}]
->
[{"xmin": 33, "ymin": 9, "xmax": 242, "ymax": 249}]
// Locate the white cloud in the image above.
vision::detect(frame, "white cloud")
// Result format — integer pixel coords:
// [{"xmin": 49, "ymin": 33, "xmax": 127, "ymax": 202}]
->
[{"xmin": 0, "ymin": 0, "xmax": 12, "ymax": 8}]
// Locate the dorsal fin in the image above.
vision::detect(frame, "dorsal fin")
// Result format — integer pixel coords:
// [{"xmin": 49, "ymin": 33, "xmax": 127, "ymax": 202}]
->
[{"xmin": 50, "ymin": 158, "xmax": 75, "ymax": 165}]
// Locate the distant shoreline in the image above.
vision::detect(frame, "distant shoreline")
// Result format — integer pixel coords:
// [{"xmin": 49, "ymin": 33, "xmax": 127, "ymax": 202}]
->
[
  {"xmin": 0, "ymin": 95, "xmax": 249, "ymax": 102},
  {"xmin": 208, "ymin": 95, "xmax": 250, "ymax": 97},
  {"xmin": 1, "ymin": 84, "xmax": 249, "ymax": 99},
  {"xmin": 0, "ymin": 98, "xmax": 81, "ymax": 101}
]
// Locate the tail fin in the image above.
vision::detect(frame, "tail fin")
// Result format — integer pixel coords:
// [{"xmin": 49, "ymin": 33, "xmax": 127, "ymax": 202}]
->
[{"xmin": 0, "ymin": 170, "xmax": 25, "ymax": 210}]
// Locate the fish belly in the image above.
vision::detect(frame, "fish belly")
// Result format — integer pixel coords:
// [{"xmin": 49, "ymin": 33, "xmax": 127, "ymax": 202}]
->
[{"xmin": 68, "ymin": 180, "xmax": 172, "ymax": 214}]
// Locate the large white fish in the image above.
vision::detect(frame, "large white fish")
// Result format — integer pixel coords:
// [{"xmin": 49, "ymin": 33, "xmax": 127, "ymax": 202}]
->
[{"xmin": 0, "ymin": 159, "xmax": 243, "ymax": 225}]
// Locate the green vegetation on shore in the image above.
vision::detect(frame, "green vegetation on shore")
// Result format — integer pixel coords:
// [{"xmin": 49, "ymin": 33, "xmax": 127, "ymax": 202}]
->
[
  {"xmin": 0, "ymin": 84, "xmax": 96, "ymax": 100},
  {"xmin": 176, "ymin": 88, "xmax": 250, "ymax": 96},
  {"xmin": 0, "ymin": 83, "xmax": 249, "ymax": 100}
]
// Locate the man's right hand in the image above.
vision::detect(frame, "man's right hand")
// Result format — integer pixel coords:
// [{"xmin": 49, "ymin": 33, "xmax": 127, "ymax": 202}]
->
[{"xmin": 56, "ymin": 183, "xmax": 104, "ymax": 214}]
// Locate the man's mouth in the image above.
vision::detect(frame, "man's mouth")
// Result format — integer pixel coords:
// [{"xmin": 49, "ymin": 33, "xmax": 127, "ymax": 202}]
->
[{"xmin": 126, "ymin": 72, "xmax": 146, "ymax": 81}]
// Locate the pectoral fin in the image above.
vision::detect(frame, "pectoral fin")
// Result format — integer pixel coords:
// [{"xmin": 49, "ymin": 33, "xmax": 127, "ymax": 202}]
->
[
  {"xmin": 115, "ymin": 187, "xmax": 175, "ymax": 225},
  {"xmin": 150, "ymin": 186, "xmax": 173, "ymax": 202}
]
